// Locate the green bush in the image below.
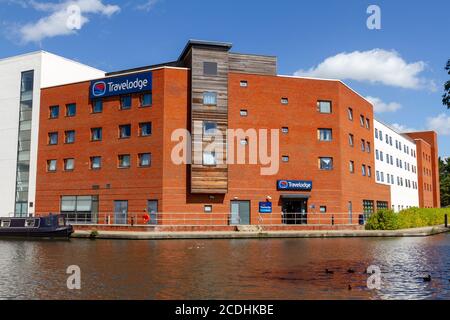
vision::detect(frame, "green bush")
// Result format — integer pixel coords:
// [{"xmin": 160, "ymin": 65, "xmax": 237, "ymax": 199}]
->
[{"xmin": 365, "ymin": 207, "xmax": 450, "ymax": 230}]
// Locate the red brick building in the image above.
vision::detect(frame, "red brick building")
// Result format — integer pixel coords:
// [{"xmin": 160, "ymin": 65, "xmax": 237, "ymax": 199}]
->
[{"xmin": 35, "ymin": 40, "xmax": 439, "ymax": 227}]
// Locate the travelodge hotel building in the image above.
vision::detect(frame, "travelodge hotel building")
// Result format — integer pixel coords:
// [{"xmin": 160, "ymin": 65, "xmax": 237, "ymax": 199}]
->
[{"xmin": 0, "ymin": 40, "xmax": 440, "ymax": 226}]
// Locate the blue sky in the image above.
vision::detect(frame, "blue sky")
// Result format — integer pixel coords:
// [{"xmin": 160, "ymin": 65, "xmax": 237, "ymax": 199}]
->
[{"xmin": 1, "ymin": 0, "xmax": 449, "ymax": 156}]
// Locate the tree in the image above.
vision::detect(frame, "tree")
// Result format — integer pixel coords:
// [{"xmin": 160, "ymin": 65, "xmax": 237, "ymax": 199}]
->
[
  {"xmin": 443, "ymin": 59, "xmax": 450, "ymax": 109},
  {"xmin": 440, "ymin": 157, "xmax": 450, "ymax": 207}
]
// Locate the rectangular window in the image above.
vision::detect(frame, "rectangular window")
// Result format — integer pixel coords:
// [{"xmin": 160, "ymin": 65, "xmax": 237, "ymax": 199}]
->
[
  {"xmin": 92, "ymin": 99, "xmax": 103, "ymax": 113},
  {"xmin": 363, "ymin": 200, "xmax": 374, "ymax": 214},
  {"xmin": 240, "ymin": 109, "xmax": 248, "ymax": 117},
  {"xmin": 389, "ymin": 136, "xmax": 393, "ymax": 146},
  {"xmin": 380, "ymin": 172, "xmax": 384, "ymax": 182},
  {"xmin": 320, "ymin": 206, "xmax": 327, "ymax": 213},
  {"xmin": 282, "ymin": 155, "xmax": 289, "ymax": 162},
  {"xmin": 203, "ymin": 92, "xmax": 217, "ymax": 105},
  {"xmin": 140, "ymin": 93, "xmax": 152, "ymax": 107},
  {"xmin": 379, "ymin": 130, "xmax": 383, "ymax": 140},
  {"xmin": 376, "ymin": 149, "xmax": 379, "ymax": 160},
  {"xmin": 349, "ymin": 161, "xmax": 355, "ymax": 173},
  {"xmin": 66, "ymin": 103, "xmax": 76, "ymax": 117},
  {"xmin": 318, "ymin": 128, "xmax": 332, "ymax": 141},
  {"xmin": 366, "ymin": 141, "xmax": 371, "ymax": 153},
  {"xmin": 377, "ymin": 201, "xmax": 388, "ymax": 211},
  {"xmin": 380, "ymin": 151, "xmax": 384, "ymax": 162},
  {"xmin": 49, "ymin": 105, "xmax": 59, "ymax": 119},
  {"xmin": 64, "ymin": 158, "xmax": 74, "ymax": 171},
  {"xmin": 368, "ymin": 166, "xmax": 372, "ymax": 177},
  {"xmin": 203, "ymin": 62, "xmax": 217, "ymax": 76},
  {"xmin": 281, "ymin": 127, "xmax": 289, "ymax": 134},
  {"xmin": 90, "ymin": 156, "xmax": 101, "ymax": 170},
  {"xmin": 376, "ymin": 170, "xmax": 380, "ymax": 182},
  {"xmin": 240, "ymin": 80, "xmax": 248, "ymax": 87},
  {"xmin": 349, "ymin": 134, "xmax": 354, "ymax": 147},
  {"xmin": 204, "ymin": 205, "xmax": 212, "ymax": 213},
  {"xmin": 281, "ymin": 97, "xmax": 289, "ymax": 105},
  {"xmin": 139, "ymin": 122, "xmax": 152, "ymax": 136},
  {"xmin": 139, "ymin": 153, "xmax": 151, "ymax": 167},
  {"xmin": 120, "ymin": 95, "xmax": 132, "ymax": 109},
  {"xmin": 47, "ymin": 159, "xmax": 57, "ymax": 172},
  {"xmin": 348, "ymin": 108, "xmax": 353, "ymax": 120},
  {"xmin": 375, "ymin": 128, "xmax": 378, "ymax": 139},
  {"xmin": 366, "ymin": 118, "xmax": 370, "ymax": 129},
  {"xmin": 48, "ymin": 132, "xmax": 58, "ymax": 145},
  {"xmin": 362, "ymin": 165, "xmax": 366, "ymax": 176},
  {"xmin": 203, "ymin": 151, "xmax": 216, "ymax": 166},
  {"xmin": 319, "ymin": 157, "xmax": 333, "ymax": 170},
  {"xmin": 91, "ymin": 128, "xmax": 102, "ymax": 141},
  {"xmin": 203, "ymin": 122, "xmax": 217, "ymax": 136},
  {"xmin": 317, "ymin": 101, "xmax": 332, "ymax": 113},
  {"xmin": 360, "ymin": 115, "xmax": 365, "ymax": 127},
  {"xmin": 65, "ymin": 130, "xmax": 75, "ymax": 144},
  {"xmin": 118, "ymin": 154, "xmax": 131, "ymax": 168},
  {"xmin": 119, "ymin": 124, "xmax": 131, "ymax": 139},
  {"xmin": 361, "ymin": 139, "xmax": 366, "ymax": 152}
]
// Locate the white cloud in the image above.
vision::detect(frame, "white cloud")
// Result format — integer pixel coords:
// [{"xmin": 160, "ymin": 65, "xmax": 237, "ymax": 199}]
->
[
  {"xmin": 136, "ymin": 0, "xmax": 159, "ymax": 11},
  {"xmin": 426, "ymin": 113, "xmax": 450, "ymax": 136},
  {"xmin": 366, "ymin": 96, "xmax": 402, "ymax": 113},
  {"xmin": 294, "ymin": 49, "xmax": 435, "ymax": 90},
  {"xmin": 17, "ymin": 0, "xmax": 120, "ymax": 43},
  {"xmin": 390, "ymin": 123, "xmax": 418, "ymax": 133}
]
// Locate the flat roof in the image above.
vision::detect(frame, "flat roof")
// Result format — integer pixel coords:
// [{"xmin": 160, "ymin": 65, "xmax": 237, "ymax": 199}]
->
[{"xmin": 178, "ymin": 39, "xmax": 233, "ymax": 61}]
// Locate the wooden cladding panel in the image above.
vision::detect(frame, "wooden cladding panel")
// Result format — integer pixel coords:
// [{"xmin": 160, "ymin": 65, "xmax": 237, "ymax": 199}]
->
[{"xmin": 229, "ymin": 53, "xmax": 277, "ymax": 75}]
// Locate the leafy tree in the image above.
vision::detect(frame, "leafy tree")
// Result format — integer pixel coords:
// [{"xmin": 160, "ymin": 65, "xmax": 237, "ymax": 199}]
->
[
  {"xmin": 443, "ymin": 59, "xmax": 450, "ymax": 108},
  {"xmin": 440, "ymin": 157, "xmax": 450, "ymax": 207}
]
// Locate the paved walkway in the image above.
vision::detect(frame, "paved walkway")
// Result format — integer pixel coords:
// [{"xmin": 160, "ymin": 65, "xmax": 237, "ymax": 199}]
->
[{"xmin": 71, "ymin": 225, "xmax": 449, "ymax": 240}]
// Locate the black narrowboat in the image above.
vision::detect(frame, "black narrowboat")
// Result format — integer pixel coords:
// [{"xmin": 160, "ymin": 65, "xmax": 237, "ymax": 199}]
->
[{"xmin": 0, "ymin": 214, "xmax": 73, "ymax": 238}]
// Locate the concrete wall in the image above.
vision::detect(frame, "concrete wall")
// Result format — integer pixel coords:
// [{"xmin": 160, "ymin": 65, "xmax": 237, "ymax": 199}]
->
[{"xmin": 373, "ymin": 119, "xmax": 419, "ymax": 211}]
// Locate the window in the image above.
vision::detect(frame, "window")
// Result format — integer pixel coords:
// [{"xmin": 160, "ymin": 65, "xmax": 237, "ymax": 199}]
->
[
  {"xmin": 380, "ymin": 151, "xmax": 384, "ymax": 162},
  {"xmin": 361, "ymin": 139, "xmax": 366, "ymax": 152},
  {"xmin": 203, "ymin": 62, "xmax": 217, "ymax": 76},
  {"xmin": 91, "ymin": 128, "xmax": 102, "ymax": 141},
  {"xmin": 203, "ymin": 92, "xmax": 217, "ymax": 105},
  {"xmin": 92, "ymin": 99, "xmax": 103, "ymax": 113},
  {"xmin": 64, "ymin": 158, "xmax": 74, "ymax": 171},
  {"xmin": 380, "ymin": 172, "xmax": 384, "ymax": 182},
  {"xmin": 203, "ymin": 122, "xmax": 217, "ymax": 136},
  {"xmin": 204, "ymin": 205, "xmax": 212, "ymax": 213},
  {"xmin": 363, "ymin": 200, "xmax": 374, "ymax": 214},
  {"xmin": 282, "ymin": 155, "xmax": 289, "ymax": 162},
  {"xmin": 349, "ymin": 161, "xmax": 355, "ymax": 173},
  {"xmin": 377, "ymin": 201, "xmax": 388, "ymax": 210},
  {"xmin": 387, "ymin": 174, "xmax": 391, "ymax": 184},
  {"xmin": 348, "ymin": 134, "xmax": 354, "ymax": 147},
  {"xmin": 366, "ymin": 118, "xmax": 370, "ymax": 129},
  {"xmin": 118, "ymin": 154, "xmax": 131, "ymax": 168},
  {"xmin": 49, "ymin": 105, "xmax": 59, "ymax": 119},
  {"xmin": 66, "ymin": 103, "xmax": 76, "ymax": 117},
  {"xmin": 65, "ymin": 130, "xmax": 75, "ymax": 144},
  {"xmin": 203, "ymin": 151, "xmax": 216, "ymax": 166},
  {"xmin": 281, "ymin": 127, "xmax": 289, "ymax": 134},
  {"xmin": 317, "ymin": 101, "xmax": 332, "ymax": 113},
  {"xmin": 362, "ymin": 165, "xmax": 366, "ymax": 176},
  {"xmin": 281, "ymin": 97, "xmax": 289, "ymax": 105},
  {"xmin": 367, "ymin": 166, "xmax": 372, "ymax": 177},
  {"xmin": 385, "ymin": 134, "xmax": 389, "ymax": 144},
  {"xmin": 360, "ymin": 115, "xmax": 365, "ymax": 127},
  {"xmin": 376, "ymin": 149, "xmax": 379, "ymax": 160},
  {"xmin": 240, "ymin": 139, "xmax": 248, "ymax": 145},
  {"xmin": 375, "ymin": 128, "xmax": 378, "ymax": 139},
  {"xmin": 319, "ymin": 157, "xmax": 333, "ymax": 170},
  {"xmin": 90, "ymin": 156, "xmax": 101, "ymax": 170},
  {"xmin": 389, "ymin": 136, "xmax": 393, "ymax": 146},
  {"xmin": 120, "ymin": 95, "xmax": 132, "ymax": 109},
  {"xmin": 320, "ymin": 206, "xmax": 327, "ymax": 213},
  {"xmin": 47, "ymin": 159, "xmax": 57, "ymax": 172},
  {"xmin": 119, "ymin": 124, "xmax": 131, "ymax": 139},
  {"xmin": 376, "ymin": 170, "xmax": 380, "ymax": 182},
  {"xmin": 348, "ymin": 108, "xmax": 353, "ymax": 120},
  {"xmin": 139, "ymin": 153, "xmax": 151, "ymax": 167},
  {"xmin": 366, "ymin": 141, "xmax": 371, "ymax": 153},
  {"xmin": 61, "ymin": 195, "xmax": 98, "ymax": 224},
  {"xmin": 318, "ymin": 128, "xmax": 332, "ymax": 141},
  {"xmin": 139, "ymin": 122, "xmax": 152, "ymax": 136},
  {"xmin": 240, "ymin": 80, "xmax": 248, "ymax": 87},
  {"xmin": 240, "ymin": 109, "xmax": 248, "ymax": 117},
  {"xmin": 140, "ymin": 93, "xmax": 152, "ymax": 107},
  {"xmin": 48, "ymin": 132, "xmax": 58, "ymax": 145}
]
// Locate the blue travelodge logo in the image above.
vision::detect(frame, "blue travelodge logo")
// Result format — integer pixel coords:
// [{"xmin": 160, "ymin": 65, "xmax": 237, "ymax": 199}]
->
[
  {"xmin": 259, "ymin": 202, "xmax": 272, "ymax": 213},
  {"xmin": 90, "ymin": 71, "xmax": 152, "ymax": 99},
  {"xmin": 277, "ymin": 180, "xmax": 313, "ymax": 191},
  {"xmin": 92, "ymin": 81, "xmax": 106, "ymax": 97}
]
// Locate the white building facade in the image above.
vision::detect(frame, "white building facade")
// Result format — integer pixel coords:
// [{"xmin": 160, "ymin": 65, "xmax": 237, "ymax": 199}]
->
[
  {"xmin": 0, "ymin": 51, "xmax": 104, "ymax": 217},
  {"xmin": 373, "ymin": 119, "xmax": 419, "ymax": 211}
]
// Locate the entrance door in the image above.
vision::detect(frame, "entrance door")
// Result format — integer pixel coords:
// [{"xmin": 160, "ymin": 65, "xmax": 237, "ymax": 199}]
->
[
  {"xmin": 230, "ymin": 201, "xmax": 250, "ymax": 225},
  {"xmin": 282, "ymin": 199, "xmax": 308, "ymax": 224},
  {"xmin": 147, "ymin": 200, "xmax": 158, "ymax": 225},
  {"xmin": 114, "ymin": 200, "xmax": 128, "ymax": 225}
]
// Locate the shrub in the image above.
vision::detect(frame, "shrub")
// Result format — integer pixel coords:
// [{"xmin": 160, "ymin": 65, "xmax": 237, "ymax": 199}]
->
[{"xmin": 365, "ymin": 207, "xmax": 450, "ymax": 230}]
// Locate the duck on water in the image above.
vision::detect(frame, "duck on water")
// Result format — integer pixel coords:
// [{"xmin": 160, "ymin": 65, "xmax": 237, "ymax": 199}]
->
[{"xmin": 0, "ymin": 214, "xmax": 73, "ymax": 238}]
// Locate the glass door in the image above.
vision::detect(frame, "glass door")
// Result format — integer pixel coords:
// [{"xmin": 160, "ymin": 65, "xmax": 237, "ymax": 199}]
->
[{"xmin": 114, "ymin": 200, "xmax": 128, "ymax": 225}]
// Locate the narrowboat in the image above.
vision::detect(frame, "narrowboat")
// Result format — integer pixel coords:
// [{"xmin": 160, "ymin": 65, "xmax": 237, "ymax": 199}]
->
[{"xmin": 0, "ymin": 214, "xmax": 73, "ymax": 238}]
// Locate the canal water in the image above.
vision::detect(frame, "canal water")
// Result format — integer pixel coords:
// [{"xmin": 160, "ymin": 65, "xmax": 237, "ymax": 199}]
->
[{"xmin": 0, "ymin": 233, "xmax": 449, "ymax": 300}]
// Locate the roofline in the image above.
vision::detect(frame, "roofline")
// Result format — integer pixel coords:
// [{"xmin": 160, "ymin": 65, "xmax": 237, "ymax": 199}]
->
[
  {"xmin": 106, "ymin": 60, "xmax": 179, "ymax": 76},
  {"xmin": 0, "ymin": 50, "xmax": 45, "ymax": 63},
  {"xmin": 373, "ymin": 118, "xmax": 417, "ymax": 144},
  {"xmin": 178, "ymin": 39, "xmax": 232, "ymax": 61}
]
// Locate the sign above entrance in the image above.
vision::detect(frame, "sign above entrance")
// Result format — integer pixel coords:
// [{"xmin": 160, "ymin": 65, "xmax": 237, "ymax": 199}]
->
[
  {"xmin": 90, "ymin": 72, "xmax": 152, "ymax": 99},
  {"xmin": 259, "ymin": 202, "xmax": 272, "ymax": 213},
  {"xmin": 277, "ymin": 180, "xmax": 312, "ymax": 191}
]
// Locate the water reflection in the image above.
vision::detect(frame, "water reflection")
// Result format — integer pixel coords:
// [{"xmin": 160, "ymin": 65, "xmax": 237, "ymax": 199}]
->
[{"xmin": 0, "ymin": 234, "xmax": 449, "ymax": 300}]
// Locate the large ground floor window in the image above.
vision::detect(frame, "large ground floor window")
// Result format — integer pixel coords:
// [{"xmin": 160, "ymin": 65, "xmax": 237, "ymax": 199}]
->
[{"xmin": 61, "ymin": 195, "xmax": 98, "ymax": 224}]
